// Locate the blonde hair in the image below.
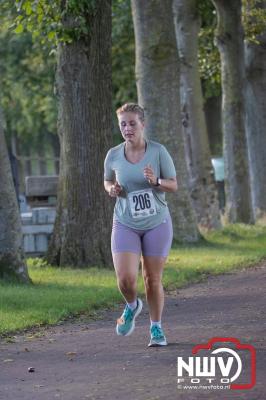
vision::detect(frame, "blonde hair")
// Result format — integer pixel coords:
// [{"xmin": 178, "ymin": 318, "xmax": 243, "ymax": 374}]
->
[{"xmin": 116, "ymin": 103, "xmax": 145, "ymax": 122}]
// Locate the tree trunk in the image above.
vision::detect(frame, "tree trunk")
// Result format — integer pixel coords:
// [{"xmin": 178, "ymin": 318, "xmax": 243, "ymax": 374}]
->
[
  {"xmin": 46, "ymin": 1, "xmax": 113, "ymax": 267},
  {"xmin": 212, "ymin": 0, "xmax": 253, "ymax": 223},
  {"xmin": 173, "ymin": 0, "xmax": 221, "ymax": 230},
  {"xmin": 11, "ymin": 135, "xmax": 25, "ymax": 193},
  {"xmin": 131, "ymin": 0, "xmax": 200, "ymax": 242},
  {"xmin": 0, "ymin": 108, "xmax": 30, "ymax": 283},
  {"xmin": 245, "ymin": 1, "xmax": 266, "ymax": 222}
]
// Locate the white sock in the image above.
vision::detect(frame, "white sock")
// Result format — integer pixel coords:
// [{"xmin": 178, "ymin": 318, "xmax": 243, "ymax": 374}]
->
[
  {"xmin": 150, "ymin": 320, "xmax": 162, "ymax": 328},
  {"xmin": 127, "ymin": 300, "xmax": 137, "ymax": 311}
]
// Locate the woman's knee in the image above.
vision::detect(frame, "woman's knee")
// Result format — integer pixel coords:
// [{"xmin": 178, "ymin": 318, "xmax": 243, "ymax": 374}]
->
[
  {"xmin": 143, "ymin": 273, "xmax": 162, "ymax": 290},
  {"xmin": 117, "ymin": 275, "xmax": 137, "ymax": 291}
]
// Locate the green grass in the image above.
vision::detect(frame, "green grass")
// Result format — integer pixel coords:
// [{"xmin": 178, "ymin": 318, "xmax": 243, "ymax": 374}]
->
[
  {"xmin": 0, "ymin": 224, "xmax": 266, "ymax": 336},
  {"xmin": 164, "ymin": 224, "xmax": 266, "ymax": 290}
]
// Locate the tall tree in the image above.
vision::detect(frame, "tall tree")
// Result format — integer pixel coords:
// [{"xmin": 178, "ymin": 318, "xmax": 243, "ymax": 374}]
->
[
  {"xmin": 47, "ymin": 1, "xmax": 113, "ymax": 267},
  {"xmin": 12, "ymin": 0, "xmax": 114, "ymax": 267},
  {"xmin": 244, "ymin": 0, "xmax": 266, "ymax": 222},
  {"xmin": 173, "ymin": 0, "xmax": 221, "ymax": 230},
  {"xmin": 0, "ymin": 107, "xmax": 30, "ymax": 282},
  {"xmin": 212, "ymin": 0, "xmax": 253, "ymax": 223},
  {"xmin": 131, "ymin": 0, "xmax": 200, "ymax": 242}
]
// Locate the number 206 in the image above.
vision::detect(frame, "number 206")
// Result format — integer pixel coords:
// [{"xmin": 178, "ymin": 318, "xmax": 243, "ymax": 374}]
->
[{"xmin": 133, "ymin": 193, "xmax": 151, "ymax": 211}]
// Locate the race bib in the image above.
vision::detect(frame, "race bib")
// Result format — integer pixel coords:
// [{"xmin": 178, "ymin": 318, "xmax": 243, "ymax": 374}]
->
[{"xmin": 128, "ymin": 189, "xmax": 157, "ymax": 219}]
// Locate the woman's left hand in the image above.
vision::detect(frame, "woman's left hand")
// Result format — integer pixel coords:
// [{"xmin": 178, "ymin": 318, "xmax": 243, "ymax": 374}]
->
[{"xmin": 143, "ymin": 164, "xmax": 157, "ymax": 185}]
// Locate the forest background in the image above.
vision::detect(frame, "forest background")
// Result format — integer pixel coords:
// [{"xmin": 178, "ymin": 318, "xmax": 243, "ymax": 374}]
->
[{"xmin": 0, "ymin": 0, "xmax": 266, "ymax": 284}]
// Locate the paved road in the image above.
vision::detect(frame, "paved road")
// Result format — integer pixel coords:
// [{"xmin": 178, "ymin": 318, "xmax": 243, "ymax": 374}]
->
[{"xmin": 1, "ymin": 263, "xmax": 265, "ymax": 400}]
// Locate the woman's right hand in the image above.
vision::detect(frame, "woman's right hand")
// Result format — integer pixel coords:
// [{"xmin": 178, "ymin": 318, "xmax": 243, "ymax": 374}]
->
[{"xmin": 109, "ymin": 181, "xmax": 122, "ymax": 197}]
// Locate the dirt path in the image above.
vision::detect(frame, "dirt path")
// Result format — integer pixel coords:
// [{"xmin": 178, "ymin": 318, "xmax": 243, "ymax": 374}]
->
[{"xmin": 1, "ymin": 263, "xmax": 265, "ymax": 400}]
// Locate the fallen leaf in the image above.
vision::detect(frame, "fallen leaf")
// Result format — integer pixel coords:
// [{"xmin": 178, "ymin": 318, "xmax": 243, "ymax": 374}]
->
[{"xmin": 65, "ymin": 352, "xmax": 77, "ymax": 356}]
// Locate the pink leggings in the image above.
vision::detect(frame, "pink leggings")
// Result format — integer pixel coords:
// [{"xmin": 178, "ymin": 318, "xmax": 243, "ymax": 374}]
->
[{"xmin": 111, "ymin": 214, "xmax": 173, "ymax": 257}]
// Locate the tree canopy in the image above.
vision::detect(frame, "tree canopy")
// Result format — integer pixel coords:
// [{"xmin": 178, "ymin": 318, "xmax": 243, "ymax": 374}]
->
[{"xmin": 1, "ymin": 0, "xmax": 266, "ymax": 152}]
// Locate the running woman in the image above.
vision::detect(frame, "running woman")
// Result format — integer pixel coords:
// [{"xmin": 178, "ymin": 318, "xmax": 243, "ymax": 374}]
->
[{"xmin": 104, "ymin": 103, "xmax": 177, "ymax": 347}]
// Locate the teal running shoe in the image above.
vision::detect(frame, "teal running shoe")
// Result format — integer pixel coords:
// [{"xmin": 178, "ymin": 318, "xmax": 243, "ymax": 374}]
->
[
  {"xmin": 116, "ymin": 298, "xmax": 143, "ymax": 336},
  {"xmin": 148, "ymin": 325, "xmax": 167, "ymax": 347}
]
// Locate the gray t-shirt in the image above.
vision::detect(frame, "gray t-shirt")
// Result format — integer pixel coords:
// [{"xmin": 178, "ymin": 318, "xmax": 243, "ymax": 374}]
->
[{"xmin": 104, "ymin": 140, "xmax": 176, "ymax": 230}]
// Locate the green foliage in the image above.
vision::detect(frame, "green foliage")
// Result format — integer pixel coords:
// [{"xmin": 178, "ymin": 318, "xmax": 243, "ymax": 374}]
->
[
  {"xmin": 13, "ymin": 0, "xmax": 99, "ymax": 47},
  {"xmin": 198, "ymin": 0, "xmax": 266, "ymax": 100},
  {"xmin": 0, "ymin": 0, "xmax": 120, "ymax": 156},
  {"xmin": 112, "ymin": 0, "xmax": 137, "ymax": 110},
  {"xmin": 28, "ymin": 258, "xmax": 50, "ymax": 268},
  {"xmin": 242, "ymin": 0, "xmax": 266, "ymax": 43},
  {"xmin": 14, "ymin": 1, "xmax": 61, "ymax": 47},
  {"xmin": 0, "ymin": 2, "xmax": 57, "ymax": 150},
  {"xmin": 1, "ymin": 0, "xmax": 265, "ymax": 157},
  {"xmin": 198, "ymin": 28, "xmax": 221, "ymax": 99},
  {"xmin": 198, "ymin": 2, "xmax": 221, "ymax": 100}
]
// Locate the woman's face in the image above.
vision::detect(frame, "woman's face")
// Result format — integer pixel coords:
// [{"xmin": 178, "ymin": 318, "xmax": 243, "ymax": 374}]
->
[{"xmin": 118, "ymin": 112, "xmax": 144, "ymax": 144}]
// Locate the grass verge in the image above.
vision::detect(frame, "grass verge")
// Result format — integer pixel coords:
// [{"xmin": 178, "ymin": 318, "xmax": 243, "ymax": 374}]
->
[{"xmin": 0, "ymin": 224, "xmax": 266, "ymax": 336}]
